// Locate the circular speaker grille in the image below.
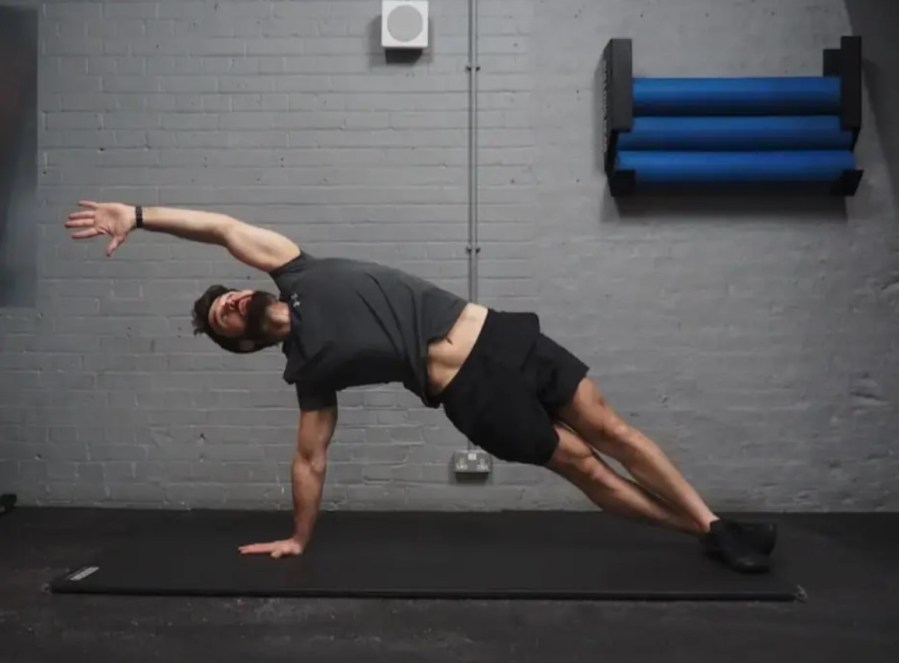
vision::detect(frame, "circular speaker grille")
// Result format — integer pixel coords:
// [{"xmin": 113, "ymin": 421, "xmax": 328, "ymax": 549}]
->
[{"xmin": 387, "ymin": 5, "xmax": 423, "ymax": 43}]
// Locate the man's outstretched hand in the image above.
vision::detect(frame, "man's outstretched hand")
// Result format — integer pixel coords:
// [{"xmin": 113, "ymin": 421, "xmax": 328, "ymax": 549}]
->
[
  {"xmin": 239, "ymin": 538, "xmax": 304, "ymax": 559},
  {"xmin": 65, "ymin": 200, "xmax": 135, "ymax": 256}
]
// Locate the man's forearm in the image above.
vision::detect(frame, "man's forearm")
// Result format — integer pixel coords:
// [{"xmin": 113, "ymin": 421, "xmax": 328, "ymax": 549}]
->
[
  {"xmin": 139, "ymin": 206, "xmax": 237, "ymax": 245},
  {"xmin": 291, "ymin": 455, "xmax": 326, "ymax": 546}
]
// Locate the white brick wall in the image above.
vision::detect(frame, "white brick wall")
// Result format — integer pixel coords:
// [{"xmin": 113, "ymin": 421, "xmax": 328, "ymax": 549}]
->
[{"xmin": 0, "ymin": 0, "xmax": 897, "ymax": 511}]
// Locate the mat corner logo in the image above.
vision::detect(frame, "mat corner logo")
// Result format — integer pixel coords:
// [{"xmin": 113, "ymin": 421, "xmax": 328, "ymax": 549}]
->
[{"xmin": 68, "ymin": 566, "xmax": 99, "ymax": 582}]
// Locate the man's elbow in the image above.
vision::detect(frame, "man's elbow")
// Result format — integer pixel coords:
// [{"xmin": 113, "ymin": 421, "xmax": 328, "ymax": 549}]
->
[{"xmin": 217, "ymin": 216, "xmax": 244, "ymax": 246}]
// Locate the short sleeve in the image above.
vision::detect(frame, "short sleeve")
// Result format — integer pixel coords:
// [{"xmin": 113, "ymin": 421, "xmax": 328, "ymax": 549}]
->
[
  {"xmin": 268, "ymin": 251, "xmax": 311, "ymax": 288},
  {"xmin": 296, "ymin": 383, "xmax": 337, "ymax": 411}
]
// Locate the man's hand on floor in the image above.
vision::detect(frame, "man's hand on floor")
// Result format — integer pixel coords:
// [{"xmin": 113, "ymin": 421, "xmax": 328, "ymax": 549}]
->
[{"xmin": 238, "ymin": 538, "xmax": 304, "ymax": 559}]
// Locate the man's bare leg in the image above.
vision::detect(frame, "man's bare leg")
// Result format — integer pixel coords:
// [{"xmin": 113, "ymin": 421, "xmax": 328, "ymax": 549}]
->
[
  {"xmin": 558, "ymin": 378, "xmax": 719, "ymax": 534},
  {"xmin": 545, "ymin": 423, "xmax": 704, "ymax": 537}
]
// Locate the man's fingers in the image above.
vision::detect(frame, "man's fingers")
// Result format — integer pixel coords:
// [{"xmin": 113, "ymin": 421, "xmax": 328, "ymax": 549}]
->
[
  {"xmin": 65, "ymin": 217, "xmax": 95, "ymax": 228},
  {"xmin": 238, "ymin": 542, "xmax": 301, "ymax": 557},
  {"xmin": 78, "ymin": 200, "xmax": 99, "ymax": 210},
  {"xmin": 239, "ymin": 543, "xmax": 274, "ymax": 554},
  {"xmin": 67, "ymin": 211, "xmax": 95, "ymax": 222},
  {"xmin": 71, "ymin": 229, "xmax": 101, "ymax": 240}
]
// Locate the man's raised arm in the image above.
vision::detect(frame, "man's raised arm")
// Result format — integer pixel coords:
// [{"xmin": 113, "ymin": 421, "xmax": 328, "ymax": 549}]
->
[{"xmin": 65, "ymin": 201, "xmax": 300, "ymax": 272}]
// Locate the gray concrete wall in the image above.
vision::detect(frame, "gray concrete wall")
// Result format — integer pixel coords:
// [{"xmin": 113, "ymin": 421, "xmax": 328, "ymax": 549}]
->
[{"xmin": 0, "ymin": 0, "xmax": 896, "ymax": 511}]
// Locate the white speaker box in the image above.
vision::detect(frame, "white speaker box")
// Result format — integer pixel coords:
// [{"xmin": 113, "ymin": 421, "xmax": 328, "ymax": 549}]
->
[{"xmin": 381, "ymin": 0, "xmax": 429, "ymax": 49}]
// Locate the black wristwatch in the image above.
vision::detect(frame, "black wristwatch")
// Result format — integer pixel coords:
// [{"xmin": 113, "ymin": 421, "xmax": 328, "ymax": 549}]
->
[{"xmin": 135, "ymin": 205, "xmax": 144, "ymax": 229}]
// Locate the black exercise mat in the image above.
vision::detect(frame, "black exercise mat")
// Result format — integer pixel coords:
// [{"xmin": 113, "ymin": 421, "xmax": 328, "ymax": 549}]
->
[{"xmin": 49, "ymin": 511, "xmax": 802, "ymax": 601}]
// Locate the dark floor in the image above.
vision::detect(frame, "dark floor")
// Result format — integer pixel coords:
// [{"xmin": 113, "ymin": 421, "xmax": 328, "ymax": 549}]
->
[{"xmin": 1, "ymin": 508, "xmax": 898, "ymax": 663}]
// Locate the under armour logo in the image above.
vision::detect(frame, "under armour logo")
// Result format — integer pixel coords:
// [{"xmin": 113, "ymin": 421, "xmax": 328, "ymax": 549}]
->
[{"xmin": 290, "ymin": 294, "xmax": 301, "ymax": 310}]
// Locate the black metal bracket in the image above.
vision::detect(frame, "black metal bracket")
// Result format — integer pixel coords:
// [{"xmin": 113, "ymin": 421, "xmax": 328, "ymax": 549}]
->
[
  {"xmin": 832, "ymin": 169, "xmax": 864, "ymax": 196},
  {"xmin": 601, "ymin": 38, "xmax": 633, "ymax": 176},
  {"xmin": 823, "ymin": 35, "xmax": 862, "ymax": 144},
  {"xmin": 608, "ymin": 170, "xmax": 636, "ymax": 197}
]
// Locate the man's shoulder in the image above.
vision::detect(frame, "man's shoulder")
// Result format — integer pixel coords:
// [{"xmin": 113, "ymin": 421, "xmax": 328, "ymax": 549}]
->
[{"xmin": 268, "ymin": 251, "xmax": 315, "ymax": 282}]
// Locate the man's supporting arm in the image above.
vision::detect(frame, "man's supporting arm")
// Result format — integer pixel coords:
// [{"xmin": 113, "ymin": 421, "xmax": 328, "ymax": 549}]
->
[
  {"xmin": 238, "ymin": 406, "xmax": 337, "ymax": 558},
  {"xmin": 290, "ymin": 407, "xmax": 338, "ymax": 546}
]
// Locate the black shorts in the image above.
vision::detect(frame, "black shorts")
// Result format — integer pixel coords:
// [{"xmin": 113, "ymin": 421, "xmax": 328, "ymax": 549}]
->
[{"xmin": 438, "ymin": 309, "xmax": 589, "ymax": 466}]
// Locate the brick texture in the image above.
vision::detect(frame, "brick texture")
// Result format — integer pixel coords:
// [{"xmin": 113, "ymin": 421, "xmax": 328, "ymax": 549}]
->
[{"xmin": 0, "ymin": 0, "xmax": 897, "ymax": 512}]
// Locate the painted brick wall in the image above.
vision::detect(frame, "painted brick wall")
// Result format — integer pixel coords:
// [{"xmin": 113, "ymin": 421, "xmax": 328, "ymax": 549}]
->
[{"xmin": 0, "ymin": 0, "xmax": 896, "ymax": 512}]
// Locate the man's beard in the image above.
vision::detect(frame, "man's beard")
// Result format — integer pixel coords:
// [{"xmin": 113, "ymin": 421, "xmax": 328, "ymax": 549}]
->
[{"xmin": 244, "ymin": 291, "xmax": 278, "ymax": 341}]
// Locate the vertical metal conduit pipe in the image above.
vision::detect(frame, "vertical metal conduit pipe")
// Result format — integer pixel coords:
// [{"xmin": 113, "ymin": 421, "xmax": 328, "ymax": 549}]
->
[{"xmin": 467, "ymin": 0, "xmax": 480, "ymax": 303}]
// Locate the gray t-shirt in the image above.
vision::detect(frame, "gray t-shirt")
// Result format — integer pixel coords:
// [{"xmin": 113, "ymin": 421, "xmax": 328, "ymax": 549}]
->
[{"xmin": 269, "ymin": 252, "xmax": 468, "ymax": 411}]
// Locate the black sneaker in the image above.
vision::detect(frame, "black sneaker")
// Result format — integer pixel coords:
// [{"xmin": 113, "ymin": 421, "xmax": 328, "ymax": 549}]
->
[
  {"xmin": 702, "ymin": 519, "xmax": 771, "ymax": 574},
  {"xmin": 734, "ymin": 521, "xmax": 777, "ymax": 556}
]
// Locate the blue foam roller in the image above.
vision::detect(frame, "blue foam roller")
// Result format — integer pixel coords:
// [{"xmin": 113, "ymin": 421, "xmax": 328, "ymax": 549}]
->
[
  {"xmin": 615, "ymin": 151, "xmax": 855, "ymax": 184},
  {"xmin": 633, "ymin": 77, "xmax": 841, "ymax": 115},
  {"xmin": 617, "ymin": 116, "xmax": 853, "ymax": 151}
]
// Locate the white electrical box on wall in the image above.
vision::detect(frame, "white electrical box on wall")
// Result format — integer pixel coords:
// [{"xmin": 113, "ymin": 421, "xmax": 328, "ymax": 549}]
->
[{"xmin": 381, "ymin": 0, "xmax": 429, "ymax": 49}]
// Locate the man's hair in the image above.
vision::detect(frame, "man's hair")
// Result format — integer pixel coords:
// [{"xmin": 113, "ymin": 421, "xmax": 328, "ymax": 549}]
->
[{"xmin": 191, "ymin": 284, "xmax": 258, "ymax": 354}]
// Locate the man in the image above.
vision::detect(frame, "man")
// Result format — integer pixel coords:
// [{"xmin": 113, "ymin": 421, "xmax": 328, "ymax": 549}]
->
[{"xmin": 66, "ymin": 201, "xmax": 776, "ymax": 573}]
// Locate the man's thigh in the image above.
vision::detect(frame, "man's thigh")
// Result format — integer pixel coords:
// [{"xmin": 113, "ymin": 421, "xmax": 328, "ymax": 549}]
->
[
  {"xmin": 557, "ymin": 376, "xmax": 632, "ymax": 445},
  {"xmin": 525, "ymin": 333, "xmax": 590, "ymax": 414},
  {"xmin": 441, "ymin": 359, "xmax": 561, "ymax": 466}
]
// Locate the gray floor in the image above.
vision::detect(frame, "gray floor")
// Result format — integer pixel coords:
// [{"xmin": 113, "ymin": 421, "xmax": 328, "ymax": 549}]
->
[{"xmin": 2, "ymin": 508, "xmax": 898, "ymax": 663}]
